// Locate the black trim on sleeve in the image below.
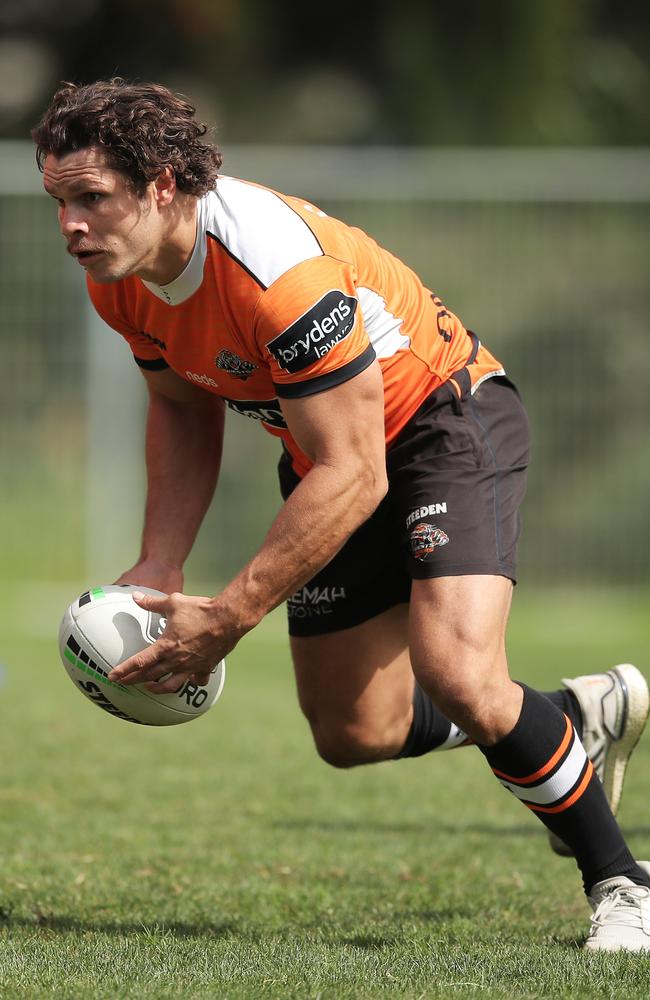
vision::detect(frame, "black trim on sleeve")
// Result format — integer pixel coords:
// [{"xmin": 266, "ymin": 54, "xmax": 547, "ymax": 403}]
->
[
  {"xmin": 273, "ymin": 344, "xmax": 376, "ymax": 399},
  {"xmin": 466, "ymin": 330, "xmax": 480, "ymax": 365},
  {"xmin": 134, "ymin": 356, "xmax": 170, "ymax": 371}
]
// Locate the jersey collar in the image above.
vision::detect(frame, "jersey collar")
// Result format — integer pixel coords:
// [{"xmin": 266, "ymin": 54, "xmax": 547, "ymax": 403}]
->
[{"xmin": 140, "ymin": 197, "xmax": 208, "ymax": 306}]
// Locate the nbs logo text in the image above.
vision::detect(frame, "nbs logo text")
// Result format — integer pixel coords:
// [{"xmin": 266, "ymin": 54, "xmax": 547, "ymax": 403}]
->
[{"xmin": 267, "ymin": 290, "xmax": 357, "ymax": 373}]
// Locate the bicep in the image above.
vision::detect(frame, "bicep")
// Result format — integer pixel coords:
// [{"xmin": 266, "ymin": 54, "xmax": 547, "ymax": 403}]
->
[{"xmin": 280, "ymin": 361, "xmax": 386, "ymax": 468}]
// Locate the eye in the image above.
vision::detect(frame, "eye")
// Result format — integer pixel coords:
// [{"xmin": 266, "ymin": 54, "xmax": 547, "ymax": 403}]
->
[{"xmin": 85, "ymin": 192, "xmax": 104, "ymax": 204}]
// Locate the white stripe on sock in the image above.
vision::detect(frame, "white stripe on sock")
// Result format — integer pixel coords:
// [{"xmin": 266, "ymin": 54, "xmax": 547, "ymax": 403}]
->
[{"xmin": 497, "ymin": 733, "xmax": 588, "ymax": 806}]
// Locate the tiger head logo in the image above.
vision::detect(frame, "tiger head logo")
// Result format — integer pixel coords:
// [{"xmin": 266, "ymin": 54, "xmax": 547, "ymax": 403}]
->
[
  {"xmin": 410, "ymin": 522, "xmax": 449, "ymax": 561},
  {"xmin": 215, "ymin": 349, "xmax": 257, "ymax": 381}
]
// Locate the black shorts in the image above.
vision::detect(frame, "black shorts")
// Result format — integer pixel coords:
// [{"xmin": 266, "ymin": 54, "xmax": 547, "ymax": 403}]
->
[{"xmin": 279, "ymin": 374, "xmax": 531, "ymax": 637}]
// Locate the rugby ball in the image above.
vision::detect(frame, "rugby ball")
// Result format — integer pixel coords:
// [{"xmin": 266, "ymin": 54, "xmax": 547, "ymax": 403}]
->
[{"xmin": 58, "ymin": 584, "xmax": 225, "ymax": 726}]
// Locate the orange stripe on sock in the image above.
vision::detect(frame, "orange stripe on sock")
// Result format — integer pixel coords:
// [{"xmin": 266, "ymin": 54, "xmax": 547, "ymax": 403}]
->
[
  {"xmin": 526, "ymin": 760, "xmax": 595, "ymax": 814},
  {"xmin": 491, "ymin": 714, "xmax": 572, "ymax": 786}
]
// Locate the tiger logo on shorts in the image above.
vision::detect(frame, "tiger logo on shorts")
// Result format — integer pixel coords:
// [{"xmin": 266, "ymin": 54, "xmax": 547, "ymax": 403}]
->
[{"xmin": 410, "ymin": 522, "xmax": 449, "ymax": 561}]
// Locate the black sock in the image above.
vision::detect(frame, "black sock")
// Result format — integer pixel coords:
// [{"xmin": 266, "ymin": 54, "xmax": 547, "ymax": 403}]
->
[
  {"xmin": 479, "ymin": 683, "xmax": 650, "ymax": 894},
  {"xmin": 543, "ymin": 688, "xmax": 583, "ymax": 739},
  {"xmin": 394, "ymin": 682, "xmax": 468, "ymax": 757},
  {"xmin": 395, "ymin": 683, "xmax": 582, "ymax": 757}
]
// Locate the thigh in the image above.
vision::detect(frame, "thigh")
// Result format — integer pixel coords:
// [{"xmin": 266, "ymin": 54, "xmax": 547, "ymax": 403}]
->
[
  {"xmin": 291, "ymin": 603, "xmax": 414, "ymax": 754},
  {"xmin": 389, "ymin": 375, "xmax": 530, "ymax": 583}
]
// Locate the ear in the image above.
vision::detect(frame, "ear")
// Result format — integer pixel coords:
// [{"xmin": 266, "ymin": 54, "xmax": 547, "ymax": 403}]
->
[{"xmin": 152, "ymin": 166, "xmax": 176, "ymax": 207}]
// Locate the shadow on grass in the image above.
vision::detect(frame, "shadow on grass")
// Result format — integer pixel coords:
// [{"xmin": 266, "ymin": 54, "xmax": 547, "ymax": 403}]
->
[
  {"xmin": 341, "ymin": 912, "xmax": 463, "ymax": 951},
  {"xmin": 272, "ymin": 819, "xmax": 650, "ymax": 841},
  {"xmin": 1, "ymin": 913, "xmax": 468, "ymax": 949},
  {"xmin": 272, "ymin": 818, "xmax": 541, "ymax": 837},
  {"xmin": 342, "ymin": 934, "xmax": 399, "ymax": 949},
  {"xmin": 0, "ymin": 912, "xmax": 236, "ymax": 938}
]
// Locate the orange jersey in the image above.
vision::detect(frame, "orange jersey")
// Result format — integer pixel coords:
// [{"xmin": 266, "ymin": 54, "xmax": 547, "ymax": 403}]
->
[{"xmin": 88, "ymin": 176, "xmax": 504, "ymax": 477}]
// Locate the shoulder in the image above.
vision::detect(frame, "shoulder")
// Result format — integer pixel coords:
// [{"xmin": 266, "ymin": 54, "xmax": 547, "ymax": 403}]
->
[{"xmin": 204, "ymin": 177, "xmax": 326, "ymax": 289}]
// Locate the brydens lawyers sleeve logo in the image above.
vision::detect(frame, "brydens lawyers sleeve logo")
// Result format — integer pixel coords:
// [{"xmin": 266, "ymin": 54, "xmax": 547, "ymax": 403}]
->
[{"xmin": 266, "ymin": 290, "xmax": 358, "ymax": 374}]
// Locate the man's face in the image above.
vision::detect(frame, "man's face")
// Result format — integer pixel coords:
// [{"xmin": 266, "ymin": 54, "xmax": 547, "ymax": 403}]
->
[{"xmin": 43, "ymin": 146, "xmax": 165, "ymax": 284}]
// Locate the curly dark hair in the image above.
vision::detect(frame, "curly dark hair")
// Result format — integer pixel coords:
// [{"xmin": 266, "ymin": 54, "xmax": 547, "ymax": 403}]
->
[{"xmin": 32, "ymin": 78, "xmax": 223, "ymax": 197}]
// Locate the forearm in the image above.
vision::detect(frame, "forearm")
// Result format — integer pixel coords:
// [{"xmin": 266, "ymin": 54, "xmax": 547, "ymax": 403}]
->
[
  {"xmin": 138, "ymin": 390, "xmax": 225, "ymax": 570},
  {"xmin": 213, "ymin": 455, "xmax": 386, "ymax": 635},
  {"xmin": 108, "ymin": 364, "xmax": 389, "ymax": 692}
]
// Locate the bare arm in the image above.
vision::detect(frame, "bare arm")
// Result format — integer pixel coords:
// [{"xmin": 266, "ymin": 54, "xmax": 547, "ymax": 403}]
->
[
  {"xmin": 218, "ymin": 359, "xmax": 388, "ymax": 630},
  {"xmin": 115, "ymin": 367, "xmax": 225, "ymax": 593},
  {"xmin": 108, "ymin": 360, "xmax": 388, "ymax": 689}
]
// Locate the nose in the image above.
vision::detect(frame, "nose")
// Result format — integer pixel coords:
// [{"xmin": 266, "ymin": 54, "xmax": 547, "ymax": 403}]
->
[{"xmin": 59, "ymin": 205, "xmax": 89, "ymax": 239}]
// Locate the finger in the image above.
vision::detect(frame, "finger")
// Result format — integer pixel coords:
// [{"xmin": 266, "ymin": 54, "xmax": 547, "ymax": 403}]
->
[
  {"xmin": 131, "ymin": 590, "xmax": 168, "ymax": 613},
  {"xmin": 108, "ymin": 646, "xmax": 162, "ymax": 684},
  {"xmin": 139, "ymin": 663, "xmax": 180, "ymax": 685},
  {"xmin": 191, "ymin": 671, "xmax": 212, "ymax": 687},
  {"xmin": 145, "ymin": 672, "xmax": 191, "ymax": 694}
]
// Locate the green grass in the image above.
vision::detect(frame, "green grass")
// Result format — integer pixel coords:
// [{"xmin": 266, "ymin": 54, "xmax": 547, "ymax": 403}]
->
[{"xmin": 1, "ymin": 586, "xmax": 650, "ymax": 998}]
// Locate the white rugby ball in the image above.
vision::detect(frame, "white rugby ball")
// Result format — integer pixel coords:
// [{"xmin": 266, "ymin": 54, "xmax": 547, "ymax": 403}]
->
[{"xmin": 58, "ymin": 584, "xmax": 225, "ymax": 726}]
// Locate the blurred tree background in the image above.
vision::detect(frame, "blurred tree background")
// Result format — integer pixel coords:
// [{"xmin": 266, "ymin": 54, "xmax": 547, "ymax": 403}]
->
[
  {"xmin": 1, "ymin": 0, "xmax": 649, "ymax": 592},
  {"xmin": 1, "ymin": 0, "xmax": 648, "ymax": 146}
]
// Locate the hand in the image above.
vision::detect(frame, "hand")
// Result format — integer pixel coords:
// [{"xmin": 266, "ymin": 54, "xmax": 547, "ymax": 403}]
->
[
  {"xmin": 114, "ymin": 559, "xmax": 184, "ymax": 596},
  {"xmin": 107, "ymin": 590, "xmax": 240, "ymax": 693}
]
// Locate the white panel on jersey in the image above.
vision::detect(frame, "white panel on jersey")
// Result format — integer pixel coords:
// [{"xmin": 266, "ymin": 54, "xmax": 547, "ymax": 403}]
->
[
  {"xmin": 208, "ymin": 177, "xmax": 323, "ymax": 287},
  {"xmin": 357, "ymin": 286, "xmax": 410, "ymax": 358}
]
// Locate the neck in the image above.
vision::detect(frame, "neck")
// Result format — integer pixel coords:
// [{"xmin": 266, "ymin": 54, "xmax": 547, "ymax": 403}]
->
[{"xmin": 138, "ymin": 194, "xmax": 199, "ymax": 286}]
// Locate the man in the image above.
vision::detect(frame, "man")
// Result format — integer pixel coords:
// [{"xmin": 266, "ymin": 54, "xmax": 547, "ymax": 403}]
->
[{"xmin": 33, "ymin": 79, "xmax": 650, "ymax": 950}]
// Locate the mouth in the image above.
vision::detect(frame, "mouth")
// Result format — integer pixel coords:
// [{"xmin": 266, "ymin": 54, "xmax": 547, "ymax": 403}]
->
[{"xmin": 69, "ymin": 247, "xmax": 104, "ymax": 265}]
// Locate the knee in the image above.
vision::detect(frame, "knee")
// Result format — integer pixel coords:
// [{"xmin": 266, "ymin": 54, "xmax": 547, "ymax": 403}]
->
[
  {"xmin": 310, "ymin": 720, "xmax": 400, "ymax": 769},
  {"xmin": 413, "ymin": 661, "xmax": 520, "ymax": 745}
]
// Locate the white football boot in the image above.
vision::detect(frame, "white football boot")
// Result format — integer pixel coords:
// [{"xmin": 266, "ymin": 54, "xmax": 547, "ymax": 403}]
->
[
  {"xmin": 548, "ymin": 664, "xmax": 650, "ymax": 857},
  {"xmin": 584, "ymin": 861, "xmax": 650, "ymax": 951}
]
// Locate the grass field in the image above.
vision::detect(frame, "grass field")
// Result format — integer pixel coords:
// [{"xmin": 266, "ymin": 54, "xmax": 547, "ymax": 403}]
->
[{"xmin": 1, "ymin": 584, "xmax": 650, "ymax": 998}]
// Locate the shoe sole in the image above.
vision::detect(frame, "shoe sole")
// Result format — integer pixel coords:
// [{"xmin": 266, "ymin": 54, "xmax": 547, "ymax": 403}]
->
[
  {"xmin": 549, "ymin": 664, "xmax": 649, "ymax": 858},
  {"xmin": 602, "ymin": 664, "xmax": 650, "ymax": 815}
]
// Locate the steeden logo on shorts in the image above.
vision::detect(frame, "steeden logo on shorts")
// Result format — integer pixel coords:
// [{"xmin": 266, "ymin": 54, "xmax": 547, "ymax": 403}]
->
[
  {"xmin": 406, "ymin": 502, "xmax": 448, "ymax": 529},
  {"xmin": 266, "ymin": 290, "xmax": 358, "ymax": 374}
]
